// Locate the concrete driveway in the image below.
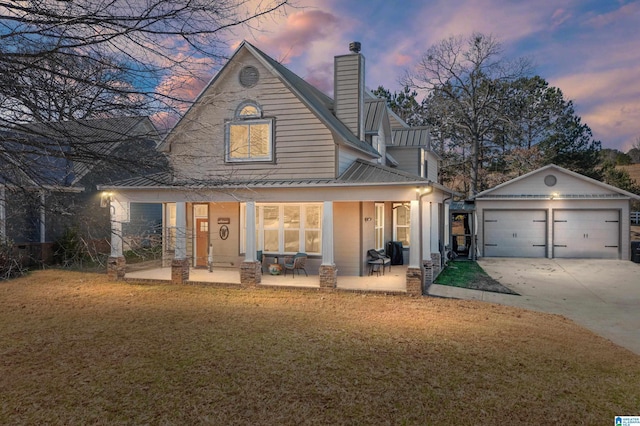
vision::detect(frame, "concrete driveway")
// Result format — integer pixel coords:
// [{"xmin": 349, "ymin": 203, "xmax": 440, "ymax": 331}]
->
[{"xmin": 429, "ymin": 258, "xmax": 640, "ymax": 355}]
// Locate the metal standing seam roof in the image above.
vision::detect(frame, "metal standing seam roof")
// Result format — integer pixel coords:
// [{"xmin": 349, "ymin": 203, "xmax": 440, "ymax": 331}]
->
[
  {"xmin": 391, "ymin": 127, "xmax": 431, "ymax": 147},
  {"xmin": 364, "ymin": 99, "xmax": 387, "ymax": 134},
  {"xmin": 98, "ymin": 159, "xmax": 446, "ymax": 191}
]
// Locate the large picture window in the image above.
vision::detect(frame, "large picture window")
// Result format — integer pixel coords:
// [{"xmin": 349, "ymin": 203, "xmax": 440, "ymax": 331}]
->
[
  {"xmin": 241, "ymin": 203, "xmax": 322, "ymax": 255},
  {"xmin": 225, "ymin": 101, "xmax": 273, "ymax": 162}
]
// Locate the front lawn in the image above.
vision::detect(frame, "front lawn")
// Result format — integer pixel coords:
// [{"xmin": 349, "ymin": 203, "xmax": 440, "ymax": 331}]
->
[{"xmin": 1, "ymin": 270, "xmax": 638, "ymax": 424}]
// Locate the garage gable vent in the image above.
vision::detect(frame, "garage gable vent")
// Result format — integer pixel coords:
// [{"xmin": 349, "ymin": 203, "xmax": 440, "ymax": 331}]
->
[{"xmin": 544, "ymin": 175, "xmax": 557, "ymax": 187}]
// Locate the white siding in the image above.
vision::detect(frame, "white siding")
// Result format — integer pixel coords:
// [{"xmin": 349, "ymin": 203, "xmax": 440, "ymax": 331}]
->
[{"xmin": 167, "ymin": 48, "xmax": 337, "ymax": 181}]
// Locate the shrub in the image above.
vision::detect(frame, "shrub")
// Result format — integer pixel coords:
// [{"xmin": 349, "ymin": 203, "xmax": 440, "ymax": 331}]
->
[{"xmin": 0, "ymin": 240, "xmax": 28, "ymax": 280}]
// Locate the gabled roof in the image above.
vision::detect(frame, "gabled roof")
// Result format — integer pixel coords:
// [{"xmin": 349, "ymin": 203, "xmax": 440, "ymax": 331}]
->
[
  {"xmin": 159, "ymin": 41, "xmax": 379, "ymax": 157},
  {"xmin": 475, "ymin": 164, "xmax": 640, "ymax": 200},
  {"xmin": 0, "ymin": 128, "xmax": 78, "ymax": 189},
  {"xmin": 21, "ymin": 117, "xmax": 160, "ymax": 184},
  {"xmin": 364, "ymin": 99, "xmax": 387, "ymax": 135},
  {"xmin": 390, "ymin": 127, "xmax": 431, "ymax": 148}
]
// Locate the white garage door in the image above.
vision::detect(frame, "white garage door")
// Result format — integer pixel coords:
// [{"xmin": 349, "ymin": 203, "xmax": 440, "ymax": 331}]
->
[
  {"xmin": 483, "ymin": 210, "xmax": 547, "ymax": 257},
  {"xmin": 553, "ymin": 210, "xmax": 619, "ymax": 259}
]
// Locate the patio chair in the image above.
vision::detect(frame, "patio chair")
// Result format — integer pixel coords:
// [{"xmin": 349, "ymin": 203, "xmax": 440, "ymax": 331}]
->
[
  {"xmin": 283, "ymin": 252, "xmax": 308, "ymax": 278},
  {"xmin": 367, "ymin": 249, "xmax": 391, "ymax": 276},
  {"xmin": 257, "ymin": 250, "xmax": 265, "ymax": 272}
]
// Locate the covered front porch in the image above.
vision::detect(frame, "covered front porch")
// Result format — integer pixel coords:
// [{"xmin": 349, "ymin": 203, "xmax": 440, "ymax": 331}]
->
[{"xmin": 124, "ymin": 264, "xmax": 409, "ymax": 294}]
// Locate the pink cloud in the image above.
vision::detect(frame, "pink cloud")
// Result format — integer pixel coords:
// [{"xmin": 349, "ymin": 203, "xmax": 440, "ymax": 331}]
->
[
  {"xmin": 550, "ymin": 8, "xmax": 572, "ymax": 29},
  {"xmin": 254, "ymin": 10, "xmax": 342, "ymax": 63},
  {"xmin": 303, "ymin": 62, "xmax": 334, "ymax": 95}
]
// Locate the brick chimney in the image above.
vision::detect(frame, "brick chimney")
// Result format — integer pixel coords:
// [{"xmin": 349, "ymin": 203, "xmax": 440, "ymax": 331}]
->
[{"xmin": 334, "ymin": 42, "xmax": 365, "ymax": 141}]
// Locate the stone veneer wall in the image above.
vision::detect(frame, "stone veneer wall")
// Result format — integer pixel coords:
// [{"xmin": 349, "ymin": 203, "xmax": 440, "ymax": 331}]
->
[
  {"xmin": 319, "ymin": 264, "xmax": 337, "ymax": 289},
  {"xmin": 431, "ymin": 252, "xmax": 442, "ymax": 279},
  {"xmin": 171, "ymin": 259, "xmax": 190, "ymax": 284},
  {"xmin": 240, "ymin": 261, "xmax": 262, "ymax": 286},
  {"xmin": 405, "ymin": 267, "xmax": 423, "ymax": 296},
  {"xmin": 107, "ymin": 256, "xmax": 126, "ymax": 281}
]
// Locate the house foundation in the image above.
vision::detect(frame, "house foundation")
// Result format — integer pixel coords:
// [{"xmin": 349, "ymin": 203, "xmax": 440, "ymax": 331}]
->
[
  {"xmin": 319, "ymin": 264, "xmax": 337, "ymax": 290},
  {"xmin": 171, "ymin": 259, "xmax": 190, "ymax": 284},
  {"xmin": 405, "ymin": 266, "xmax": 423, "ymax": 296},
  {"xmin": 240, "ymin": 261, "xmax": 262, "ymax": 286},
  {"xmin": 107, "ymin": 256, "xmax": 126, "ymax": 281},
  {"xmin": 431, "ymin": 253, "xmax": 441, "ymax": 278}
]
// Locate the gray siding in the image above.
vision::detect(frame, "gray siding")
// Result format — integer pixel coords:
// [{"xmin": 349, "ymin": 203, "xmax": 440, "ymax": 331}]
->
[
  {"xmin": 334, "ymin": 202, "xmax": 361, "ymax": 275},
  {"xmin": 387, "ymin": 147, "xmax": 420, "ymax": 176},
  {"xmin": 168, "ymin": 49, "xmax": 336, "ymax": 181},
  {"xmin": 334, "ymin": 54, "xmax": 364, "ymax": 140}
]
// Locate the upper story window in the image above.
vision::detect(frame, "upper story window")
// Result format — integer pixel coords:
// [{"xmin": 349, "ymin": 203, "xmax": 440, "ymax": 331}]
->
[{"xmin": 225, "ymin": 101, "xmax": 274, "ymax": 163}]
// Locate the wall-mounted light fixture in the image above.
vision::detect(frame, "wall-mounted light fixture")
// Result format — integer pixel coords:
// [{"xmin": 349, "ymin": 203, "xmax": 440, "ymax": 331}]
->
[
  {"xmin": 550, "ymin": 192, "xmax": 559, "ymax": 200},
  {"xmin": 415, "ymin": 183, "xmax": 433, "ymax": 199},
  {"xmin": 100, "ymin": 192, "xmax": 113, "ymax": 208},
  {"xmin": 364, "ymin": 217, "xmax": 373, "ymax": 222}
]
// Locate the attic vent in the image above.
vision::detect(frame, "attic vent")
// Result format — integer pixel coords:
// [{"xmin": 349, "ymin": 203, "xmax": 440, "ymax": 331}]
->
[
  {"xmin": 544, "ymin": 174, "xmax": 557, "ymax": 187},
  {"xmin": 239, "ymin": 66, "xmax": 259, "ymax": 88},
  {"xmin": 349, "ymin": 41, "xmax": 361, "ymax": 53}
]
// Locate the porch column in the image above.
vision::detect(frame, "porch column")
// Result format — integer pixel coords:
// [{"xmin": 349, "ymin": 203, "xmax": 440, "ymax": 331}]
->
[
  {"xmin": 107, "ymin": 197, "xmax": 126, "ymax": 281},
  {"xmin": 39, "ymin": 191, "xmax": 46, "ymax": 243},
  {"xmin": 430, "ymin": 202, "xmax": 441, "ymax": 278},
  {"xmin": 0, "ymin": 186, "xmax": 5, "ymax": 243},
  {"xmin": 171, "ymin": 201, "xmax": 189, "ymax": 284},
  {"xmin": 406, "ymin": 199, "xmax": 423, "ymax": 296},
  {"xmin": 240, "ymin": 201, "xmax": 261, "ymax": 286},
  {"xmin": 319, "ymin": 201, "xmax": 336, "ymax": 289}
]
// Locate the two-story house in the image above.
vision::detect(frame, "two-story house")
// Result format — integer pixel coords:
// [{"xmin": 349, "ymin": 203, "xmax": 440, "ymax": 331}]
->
[{"xmin": 99, "ymin": 41, "xmax": 456, "ymax": 294}]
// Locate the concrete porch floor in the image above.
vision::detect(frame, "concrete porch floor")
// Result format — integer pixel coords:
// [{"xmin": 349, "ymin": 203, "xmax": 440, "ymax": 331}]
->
[{"xmin": 124, "ymin": 264, "xmax": 408, "ymax": 294}]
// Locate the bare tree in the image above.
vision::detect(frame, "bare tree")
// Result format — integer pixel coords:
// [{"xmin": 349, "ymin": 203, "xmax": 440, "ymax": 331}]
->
[
  {"xmin": 0, "ymin": 0, "xmax": 289, "ymax": 187},
  {"xmin": 402, "ymin": 33, "xmax": 530, "ymax": 197}
]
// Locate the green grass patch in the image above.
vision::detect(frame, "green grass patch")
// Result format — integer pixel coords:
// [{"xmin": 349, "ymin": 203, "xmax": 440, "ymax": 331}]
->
[
  {"xmin": 435, "ymin": 260, "xmax": 518, "ymax": 294},
  {"xmin": 435, "ymin": 260, "xmax": 490, "ymax": 287}
]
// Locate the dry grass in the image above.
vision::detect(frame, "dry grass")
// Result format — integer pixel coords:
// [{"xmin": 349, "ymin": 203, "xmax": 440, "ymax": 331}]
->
[{"xmin": 2, "ymin": 270, "xmax": 640, "ymax": 425}]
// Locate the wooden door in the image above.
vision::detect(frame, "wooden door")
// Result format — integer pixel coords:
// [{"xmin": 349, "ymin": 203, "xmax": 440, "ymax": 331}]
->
[{"xmin": 196, "ymin": 218, "xmax": 209, "ymax": 267}]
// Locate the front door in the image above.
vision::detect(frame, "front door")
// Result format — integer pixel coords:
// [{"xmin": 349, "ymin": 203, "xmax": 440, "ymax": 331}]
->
[{"xmin": 196, "ymin": 218, "xmax": 209, "ymax": 267}]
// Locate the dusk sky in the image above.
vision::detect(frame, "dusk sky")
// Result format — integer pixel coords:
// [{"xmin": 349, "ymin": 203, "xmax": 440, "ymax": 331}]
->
[{"xmin": 215, "ymin": 0, "xmax": 640, "ymax": 153}]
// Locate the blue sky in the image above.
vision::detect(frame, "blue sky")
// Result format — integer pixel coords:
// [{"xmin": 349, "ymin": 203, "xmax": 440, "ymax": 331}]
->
[{"xmin": 220, "ymin": 0, "xmax": 640, "ymax": 152}]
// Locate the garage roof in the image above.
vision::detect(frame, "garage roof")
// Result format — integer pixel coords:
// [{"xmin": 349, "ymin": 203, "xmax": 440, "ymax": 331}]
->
[{"xmin": 474, "ymin": 164, "xmax": 640, "ymax": 201}]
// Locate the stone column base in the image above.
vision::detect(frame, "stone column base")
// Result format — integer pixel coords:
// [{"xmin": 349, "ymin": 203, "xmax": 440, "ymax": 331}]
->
[
  {"xmin": 240, "ymin": 261, "xmax": 262, "ymax": 286},
  {"xmin": 171, "ymin": 259, "xmax": 190, "ymax": 285},
  {"xmin": 107, "ymin": 256, "xmax": 126, "ymax": 281},
  {"xmin": 406, "ymin": 267, "xmax": 423, "ymax": 296},
  {"xmin": 319, "ymin": 264, "xmax": 337, "ymax": 290}
]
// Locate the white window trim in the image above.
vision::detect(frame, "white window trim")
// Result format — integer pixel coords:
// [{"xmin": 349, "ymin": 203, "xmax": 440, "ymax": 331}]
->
[
  {"xmin": 374, "ymin": 203, "xmax": 384, "ymax": 251},
  {"xmin": 392, "ymin": 202, "xmax": 410, "ymax": 248},
  {"xmin": 225, "ymin": 100, "xmax": 274, "ymax": 163},
  {"xmin": 240, "ymin": 203, "xmax": 322, "ymax": 255}
]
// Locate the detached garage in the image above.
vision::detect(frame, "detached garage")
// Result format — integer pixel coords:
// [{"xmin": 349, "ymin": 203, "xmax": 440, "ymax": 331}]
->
[{"xmin": 475, "ymin": 164, "xmax": 640, "ymax": 260}]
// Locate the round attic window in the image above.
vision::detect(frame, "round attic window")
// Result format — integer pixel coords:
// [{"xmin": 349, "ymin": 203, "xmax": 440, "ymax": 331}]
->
[
  {"xmin": 239, "ymin": 66, "xmax": 259, "ymax": 88},
  {"xmin": 544, "ymin": 174, "xmax": 557, "ymax": 187}
]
